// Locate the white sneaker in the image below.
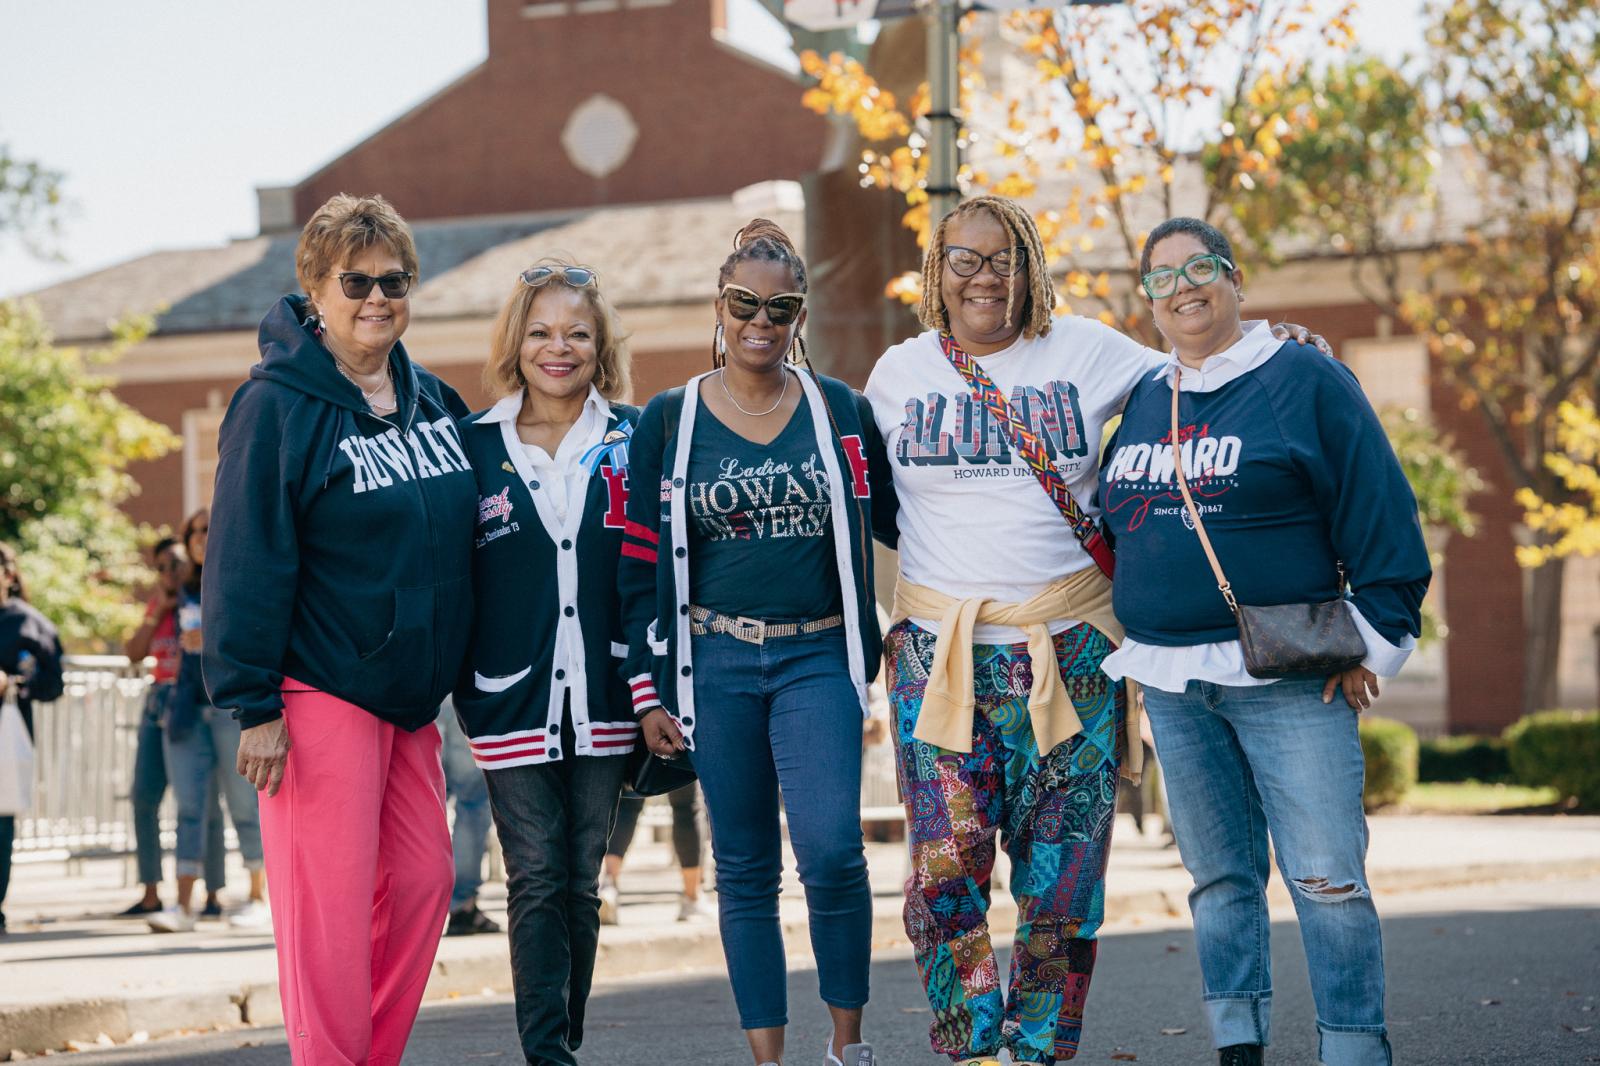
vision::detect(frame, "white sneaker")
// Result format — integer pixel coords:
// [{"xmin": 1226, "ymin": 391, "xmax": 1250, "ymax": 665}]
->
[
  {"xmin": 598, "ymin": 878, "xmax": 620, "ymax": 926},
  {"xmin": 826, "ymin": 1040, "xmax": 875, "ymax": 1066},
  {"xmin": 146, "ymin": 905, "xmax": 196, "ymax": 933},
  {"xmin": 676, "ymin": 894, "xmax": 713, "ymax": 922},
  {"xmin": 227, "ymin": 899, "xmax": 272, "ymax": 930}
]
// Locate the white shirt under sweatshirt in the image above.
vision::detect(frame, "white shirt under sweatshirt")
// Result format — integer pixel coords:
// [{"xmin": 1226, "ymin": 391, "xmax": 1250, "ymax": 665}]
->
[
  {"xmin": 866, "ymin": 318, "xmax": 1165, "ymax": 643},
  {"xmin": 1098, "ymin": 322, "xmax": 1415, "ymax": 691}
]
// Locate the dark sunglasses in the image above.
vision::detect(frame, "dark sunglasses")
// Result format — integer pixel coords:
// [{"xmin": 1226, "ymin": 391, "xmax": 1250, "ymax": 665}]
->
[
  {"xmin": 720, "ymin": 284, "xmax": 805, "ymax": 326},
  {"xmin": 521, "ymin": 266, "xmax": 599, "ymax": 288},
  {"xmin": 337, "ymin": 271, "xmax": 413, "ymax": 300},
  {"xmin": 944, "ymin": 244, "xmax": 1026, "ymax": 278}
]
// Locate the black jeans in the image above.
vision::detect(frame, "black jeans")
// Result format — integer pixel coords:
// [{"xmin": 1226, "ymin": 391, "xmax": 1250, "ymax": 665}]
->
[
  {"xmin": 1, "ymin": 703, "xmax": 31, "ymax": 929},
  {"xmin": 484, "ymin": 722, "xmax": 627, "ymax": 1066}
]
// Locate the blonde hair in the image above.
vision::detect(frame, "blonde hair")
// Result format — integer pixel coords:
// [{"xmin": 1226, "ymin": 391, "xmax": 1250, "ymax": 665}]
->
[
  {"xmin": 483, "ymin": 257, "xmax": 631, "ymax": 400},
  {"xmin": 295, "ymin": 193, "xmax": 420, "ymax": 300},
  {"xmin": 918, "ymin": 195, "xmax": 1055, "ymax": 341}
]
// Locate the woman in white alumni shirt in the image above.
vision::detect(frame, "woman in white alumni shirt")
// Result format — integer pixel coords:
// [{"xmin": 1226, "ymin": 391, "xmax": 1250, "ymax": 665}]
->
[{"xmin": 864, "ymin": 195, "xmax": 1322, "ymax": 1066}]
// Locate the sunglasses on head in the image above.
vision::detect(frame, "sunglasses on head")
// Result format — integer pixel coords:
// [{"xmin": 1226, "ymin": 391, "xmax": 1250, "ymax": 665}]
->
[
  {"xmin": 720, "ymin": 285, "xmax": 805, "ymax": 326},
  {"xmin": 337, "ymin": 271, "xmax": 413, "ymax": 301},
  {"xmin": 520, "ymin": 265, "xmax": 599, "ymax": 288}
]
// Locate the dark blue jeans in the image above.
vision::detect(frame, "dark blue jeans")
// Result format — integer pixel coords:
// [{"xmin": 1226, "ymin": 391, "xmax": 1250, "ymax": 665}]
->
[
  {"xmin": 132, "ymin": 683, "xmax": 224, "ymax": 888},
  {"xmin": 483, "ymin": 716, "xmax": 627, "ymax": 1066},
  {"xmin": 688, "ymin": 626, "xmax": 872, "ymax": 1030}
]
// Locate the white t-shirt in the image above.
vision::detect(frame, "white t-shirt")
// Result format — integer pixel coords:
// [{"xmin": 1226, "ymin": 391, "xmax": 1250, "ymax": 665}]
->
[{"xmin": 866, "ymin": 319, "xmax": 1165, "ymax": 642}]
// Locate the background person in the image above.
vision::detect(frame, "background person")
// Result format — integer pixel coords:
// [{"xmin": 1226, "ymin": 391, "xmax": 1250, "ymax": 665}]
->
[
  {"xmin": 452, "ymin": 259, "xmax": 637, "ymax": 1066},
  {"xmin": 599, "ymin": 782, "xmax": 710, "ymax": 924},
  {"xmin": 147, "ymin": 508, "xmax": 269, "ymax": 933},
  {"xmin": 204, "ymin": 193, "xmax": 476, "ymax": 1066},
  {"xmin": 0, "ymin": 543, "xmax": 63, "ymax": 935},
  {"xmin": 118, "ymin": 536, "xmax": 226, "ymax": 919},
  {"xmin": 1099, "ymin": 216, "xmax": 1431, "ymax": 1066},
  {"xmin": 438, "ymin": 698, "xmax": 499, "ymax": 937},
  {"xmin": 618, "ymin": 220, "xmax": 897, "ymax": 1066}
]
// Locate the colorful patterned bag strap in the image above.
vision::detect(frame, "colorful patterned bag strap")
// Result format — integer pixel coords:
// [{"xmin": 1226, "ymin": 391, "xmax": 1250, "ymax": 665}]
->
[{"xmin": 938, "ymin": 330, "xmax": 1116, "ymax": 579}]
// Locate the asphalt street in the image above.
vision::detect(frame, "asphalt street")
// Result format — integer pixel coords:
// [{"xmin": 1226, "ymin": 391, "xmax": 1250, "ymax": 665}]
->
[{"xmin": 56, "ymin": 877, "xmax": 1599, "ymax": 1066}]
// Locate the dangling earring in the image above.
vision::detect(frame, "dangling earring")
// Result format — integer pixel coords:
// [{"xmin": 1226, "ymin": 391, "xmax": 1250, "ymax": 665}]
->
[{"xmin": 716, "ymin": 321, "xmax": 727, "ymax": 356}]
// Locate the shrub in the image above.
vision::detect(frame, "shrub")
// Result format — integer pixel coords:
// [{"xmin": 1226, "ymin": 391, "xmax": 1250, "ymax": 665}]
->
[
  {"xmin": 1359, "ymin": 716, "xmax": 1419, "ymax": 811},
  {"xmin": 1417, "ymin": 735, "xmax": 1511, "ymax": 783},
  {"xmin": 1504, "ymin": 710, "xmax": 1600, "ymax": 809}
]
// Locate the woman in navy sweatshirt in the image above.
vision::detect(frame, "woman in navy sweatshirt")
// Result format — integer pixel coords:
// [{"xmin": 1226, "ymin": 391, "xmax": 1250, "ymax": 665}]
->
[
  {"xmin": 202, "ymin": 194, "xmax": 476, "ymax": 1066},
  {"xmin": 1098, "ymin": 217, "xmax": 1431, "ymax": 1066},
  {"xmin": 617, "ymin": 219, "xmax": 897, "ymax": 1066},
  {"xmin": 453, "ymin": 260, "xmax": 638, "ymax": 1066}
]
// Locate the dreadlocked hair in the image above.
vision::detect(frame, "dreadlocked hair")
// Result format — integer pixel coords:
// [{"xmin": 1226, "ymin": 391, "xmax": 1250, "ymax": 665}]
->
[
  {"xmin": 918, "ymin": 195, "xmax": 1055, "ymax": 342},
  {"xmin": 711, "ymin": 218, "xmax": 810, "ymax": 369}
]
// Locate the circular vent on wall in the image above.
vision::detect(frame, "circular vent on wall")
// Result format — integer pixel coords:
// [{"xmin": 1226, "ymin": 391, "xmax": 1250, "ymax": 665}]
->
[{"xmin": 561, "ymin": 94, "xmax": 639, "ymax": 179}]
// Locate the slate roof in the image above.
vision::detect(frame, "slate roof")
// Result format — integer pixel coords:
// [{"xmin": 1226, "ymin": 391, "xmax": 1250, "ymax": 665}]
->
[{"xmin": 18, "ymin": 199, "xmax": 805, "ymax": 343}]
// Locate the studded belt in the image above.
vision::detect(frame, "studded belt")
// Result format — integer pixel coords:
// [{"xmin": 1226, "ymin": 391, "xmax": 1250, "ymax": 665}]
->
[{"xmin": 688, "ymin": 605, "xmax": 844, "ymax": 645}]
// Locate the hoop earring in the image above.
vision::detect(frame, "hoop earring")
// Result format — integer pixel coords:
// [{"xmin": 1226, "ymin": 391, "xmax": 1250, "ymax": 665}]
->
[
  {"xmin": 711, "ymin": 321, "xmax": 725, "ymax": 369},
  {"xmin": 716, "ymin": 321, "xmax": 726, "ymax": 356}
]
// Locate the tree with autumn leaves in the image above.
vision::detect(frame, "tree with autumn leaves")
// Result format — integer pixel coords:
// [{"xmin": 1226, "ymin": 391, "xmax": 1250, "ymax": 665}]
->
[{"xmin": 802, "ymin": 0, "xmax": 1596, "ymax": 716}]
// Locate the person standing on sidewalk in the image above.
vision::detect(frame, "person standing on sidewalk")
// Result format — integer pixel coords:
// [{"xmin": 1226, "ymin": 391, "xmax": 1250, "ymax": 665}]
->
[
  {"xmin": 453, "ymin": 260, "xmax": 638, "ymax": 1066},
  {"xmin": 438, "ymin": 698, "xmax": 500, "ymax": 937},
  {"xmin": 618, "ymin": 219, "xmax": 897, "ymax": 1066},
  {"xmin": 119, "ymin": 535, "xmax": 226, "ymax": 920},
  {"xmin": 0, "ymin": 543, "xmax": 63, "ymax": 935},
  {"xmin": 599, "ymin": 782, "xmax": 710, "ymax": 924},
  {"xmin": 864, "ymin": 196, "xmax": 1328, "ymax": 1066},
  {"xmin": 204, "ymin": 194, "xmax": 476, "ymax": 1066},
  {"xmin": 1098, "ymin": 217, "xmax": 1431, "ymax": 1066},
  {"xmin": 147, "ymin": 508, "xmax": 270, "ymax": 933}
]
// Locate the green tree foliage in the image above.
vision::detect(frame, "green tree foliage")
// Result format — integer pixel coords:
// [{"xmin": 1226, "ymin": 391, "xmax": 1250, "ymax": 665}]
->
[
  {"xmin": 0, "ymin": 143, "xmax": 66, "ymax": 259},
  {"xmin": 0, "ymin": 301, "xmax": 178, "ymax": 649}
]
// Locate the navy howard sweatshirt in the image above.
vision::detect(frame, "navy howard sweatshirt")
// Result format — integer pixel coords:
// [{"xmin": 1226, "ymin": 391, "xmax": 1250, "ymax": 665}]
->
[
  {"xmin": 202, "ymin": 295, "xmax": 477, "ymax": 730},
  {"xmin": 1098, "ymin": 341, "xmax": 1431, "ymax": 647}
]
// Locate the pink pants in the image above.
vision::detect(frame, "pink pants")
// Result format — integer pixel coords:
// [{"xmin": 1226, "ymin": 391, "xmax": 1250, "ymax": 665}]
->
[{"xmin": 260, "ymin": 682, "xmax": 452, "ymax": 1066}]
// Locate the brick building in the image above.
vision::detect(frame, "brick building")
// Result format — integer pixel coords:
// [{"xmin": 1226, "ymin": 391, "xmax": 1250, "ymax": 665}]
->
[{"xmin": 16, "ymin": 0, "xmax": 1598, "ymax": 733}]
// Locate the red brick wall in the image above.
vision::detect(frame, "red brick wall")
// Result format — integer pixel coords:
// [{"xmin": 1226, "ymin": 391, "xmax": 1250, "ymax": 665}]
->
[{"xmin": 292, "ymin": 0, "xmax": 829, "ymax": 223}]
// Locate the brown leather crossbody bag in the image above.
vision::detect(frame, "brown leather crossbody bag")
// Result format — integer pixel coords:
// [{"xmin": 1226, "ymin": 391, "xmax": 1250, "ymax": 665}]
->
[{"xmin": 1168, "ymin": 377, "xmax": 1365, "ymax": 679}]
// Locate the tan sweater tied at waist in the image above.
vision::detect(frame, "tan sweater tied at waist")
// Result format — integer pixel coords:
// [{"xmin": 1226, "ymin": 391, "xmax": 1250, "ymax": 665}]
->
[{"xmin": 893, "ymin": 567, "xmax": 1143, "ymax": 783}]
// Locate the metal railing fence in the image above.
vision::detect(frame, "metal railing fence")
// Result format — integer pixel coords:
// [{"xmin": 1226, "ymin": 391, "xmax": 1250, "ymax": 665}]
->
[{"xmin": 15, "ymin": 655, "xmax": 150, "ymax": 859}]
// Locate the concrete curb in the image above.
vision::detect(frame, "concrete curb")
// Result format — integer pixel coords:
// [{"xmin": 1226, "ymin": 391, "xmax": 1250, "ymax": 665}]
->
[{"xmin": 6, "ymin": 858, "xmax": 1599, "ymax": 1056}]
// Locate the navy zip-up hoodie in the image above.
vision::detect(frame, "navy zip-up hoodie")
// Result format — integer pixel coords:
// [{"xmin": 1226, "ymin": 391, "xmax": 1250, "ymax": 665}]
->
[
  {"xmin": 616, "ymin": 369, "xmax": 898, "ymax": 747},
  {"xmin": 202, "ymin": 295, "xmax": 478, "ymax": 731},
  {"xmin": 452, "ymin": 393, "xmax": 642, "ymax": 769}
]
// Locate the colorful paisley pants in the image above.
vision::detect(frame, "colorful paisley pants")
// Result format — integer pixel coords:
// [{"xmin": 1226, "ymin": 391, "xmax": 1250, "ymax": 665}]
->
[{"xmin": 886, "ymin": 620, "xmax": 1122, "ymax": 1064}]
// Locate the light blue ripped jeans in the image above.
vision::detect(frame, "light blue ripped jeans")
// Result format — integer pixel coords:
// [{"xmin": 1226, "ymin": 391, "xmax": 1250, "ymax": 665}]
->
[{"xmin": 1141, "ymin": 677, "xmax": 1391, "ymax": 1066}]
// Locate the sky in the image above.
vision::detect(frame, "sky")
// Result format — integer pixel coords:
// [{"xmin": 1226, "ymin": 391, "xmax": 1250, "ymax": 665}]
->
[{"xmin": 0, "ymin": 0, "xmax": 1426, "ymax": 300}]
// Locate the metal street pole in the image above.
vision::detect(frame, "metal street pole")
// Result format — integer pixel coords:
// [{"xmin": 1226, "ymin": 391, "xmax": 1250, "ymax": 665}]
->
[{"xmin": 925, "ymin": 2, "xmax": 962, "ymax": 227}]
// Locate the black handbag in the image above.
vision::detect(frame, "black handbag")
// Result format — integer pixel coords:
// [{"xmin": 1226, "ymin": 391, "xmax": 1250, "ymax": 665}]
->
[
  {"xmin": 1169, "ymin": 381, "xmax": 1366, "ymax": 680},
  {"xmin": 625, "ymin": 739, "xmax": 696, "ymax": 797}
]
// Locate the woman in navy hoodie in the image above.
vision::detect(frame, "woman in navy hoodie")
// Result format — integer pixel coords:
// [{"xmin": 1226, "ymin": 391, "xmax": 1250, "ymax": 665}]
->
[
  {"xmin": 1098, "ymin": 217, "xmax": 1430, "ymax": 1066},
  {"xmin": 202, "ymin": 194, "xmax": 477, "ymax": 1066},
  {"xmin": 617, "ymin": 220, "xmax": 897, "ymax": 1066},
  {"xmin": 453, "ymin": 260, "xmax": 638, "ymax": 1066}
]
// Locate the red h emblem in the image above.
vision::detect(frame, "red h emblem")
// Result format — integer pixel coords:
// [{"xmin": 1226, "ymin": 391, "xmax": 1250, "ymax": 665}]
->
[
  {"xmin": 839, "ymin": 435, "xmax": 870, "ymax": 498},
  {"xmin": 599, "ymin": 464, "xmax": 629, "ymax": 529}
]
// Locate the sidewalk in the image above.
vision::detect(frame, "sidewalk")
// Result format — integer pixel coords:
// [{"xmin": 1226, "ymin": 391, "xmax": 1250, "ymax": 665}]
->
[{"xmin": 4, "ymin": 812, "xmax": 1599, "ymax": 1056}]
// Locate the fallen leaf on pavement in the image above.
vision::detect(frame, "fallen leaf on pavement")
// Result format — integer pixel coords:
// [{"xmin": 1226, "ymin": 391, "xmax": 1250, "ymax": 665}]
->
[
  {"xmin": 1563, "ymin": 1025, "xmax": 1594, "ymax": 1033},
  {"xmin": 1111, "ymin": 1050, "xmax": 1139, "ymax": 1061},
  {"xmin": 1480, "ymin": 999, "xmax": 1502, "ymax": 1006},
  {"xmin": 1160, "ymin": 1028, "xmax": 1187, "ymax": 1036}
]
